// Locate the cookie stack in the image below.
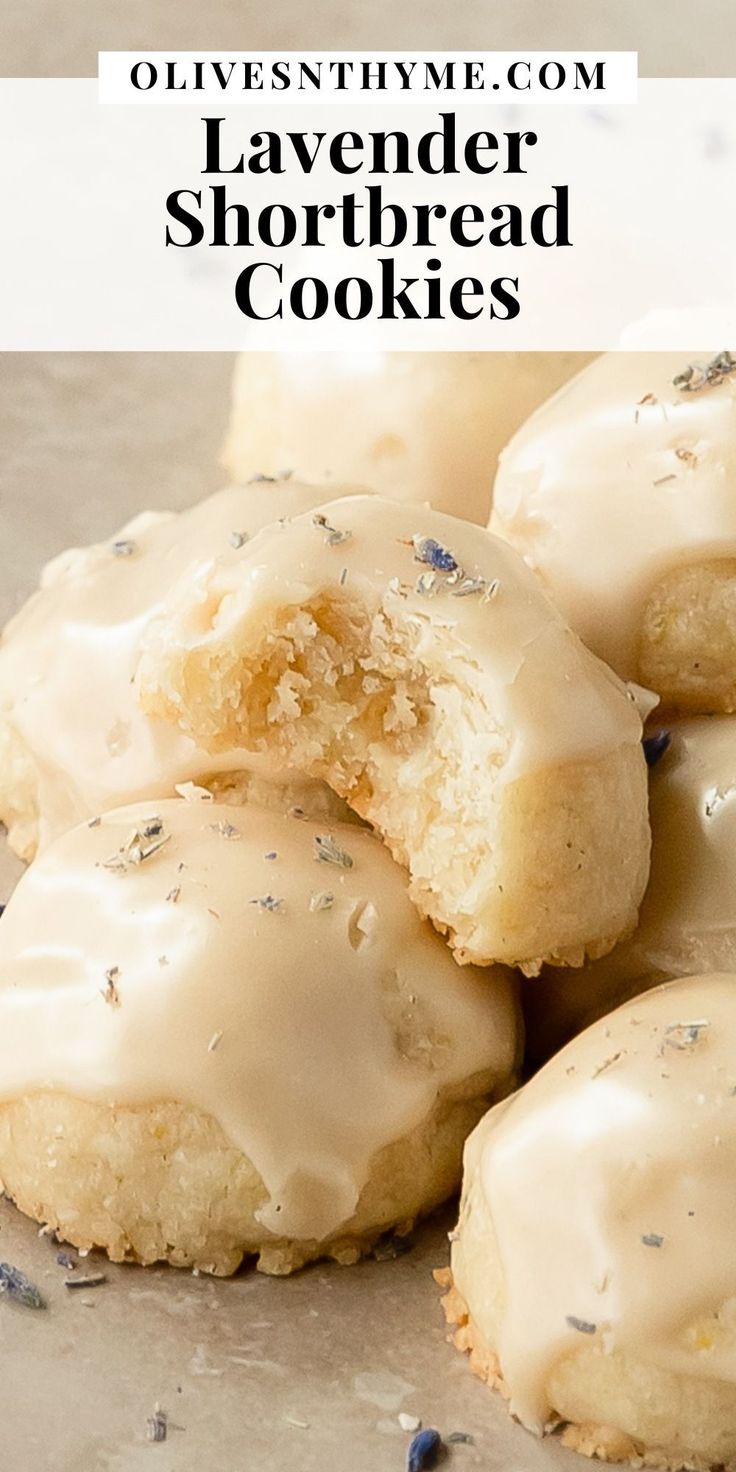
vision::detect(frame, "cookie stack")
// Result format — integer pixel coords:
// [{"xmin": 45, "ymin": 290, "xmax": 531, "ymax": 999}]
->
[
  {"xmin": 1, "ymin": 348, "xmax": 735, "ymax": 1469},
  {"xmin": 446, "ymin": 349, "xmax": 736, "ymax": 1469}
]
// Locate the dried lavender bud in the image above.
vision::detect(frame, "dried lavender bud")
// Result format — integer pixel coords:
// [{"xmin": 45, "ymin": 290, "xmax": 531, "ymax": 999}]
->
[
  {"xmin": 0, "ymin": 1262, "xmax": 45, "ymax": 1309},
  {"xmin": 673, "ymin": 351, "xmax": 736, "ymax": 393},
  {"xmin": 102, "ymin": 825, "xmax": 170, "ymax": 871},
  {"xmin": 407, "ymin": 1428, "xmax": 442, "ymax": 1472},
  {"xmin": 64, "ymin": 1272, "xmax": 107, "ymax": 1290},
  {"xmin": 250, "ymin": 895, "xmax": 284, "ymax": 913},
  {"xmin": 312, "ymin": 512, "xmax": 352, "ymax": 547},
  {"xmin": 662, "ymin": 1019, "xmax": 710, "ymax": 1051},
  {"xmin": 208, "ymin": 821, "xmax": 241, "ymax": 840},
  {"xmin": 412, "ymin": 536, "xmax": 458, "ymax": 573},
  {"xmin": 309, "ymin": 892, "xmax": 334, "ymax": 913},
  {"xmin": 146, "ymin": 1408, "xmax": 168, "ymax": 1443},
  {"xmin": 641, "ymin": 1233, "xmax": 664, "ymax": 1248},
  {"xmin": 566, "ymin": 1315, "xmax": 597, "ymax": 1335},
  {"xmin": 313, "ymin": 833, "xmax": 353, "ymax": 869},
  {"xmin": 592, "ymin": 1051, "xmax": 623, "ymax": 1078},
  {"xmin": 447, "ymin": 1432, "xmax": 474, "ymax": 1445},
  {"xmin": 111, "ymin": 539, "xmax": 137, "ymax": 558},
  {"xmin": 56, "ymin": 1251, "xmax": 76, "ymax": 1269},
  {"xmin": 101, "ymin": 966, "xmax": 121, "ymax": 1008},
  {"xmin": 643, "ymin": 730, "xmax": 671, "ymax": 767},
  {"xmin": 673, "ymin": 365, "xmax": 698, "ymax": 391},
  {"xmin": 449, "ymin": 576, "xmax": 486, "ymax": 598}
]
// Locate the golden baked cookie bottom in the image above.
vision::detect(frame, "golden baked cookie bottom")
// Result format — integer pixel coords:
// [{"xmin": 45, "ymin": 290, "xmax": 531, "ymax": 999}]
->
[
  {"xmin": 0, "ymin": 1088, "xmax": 489, "ymax": 1278},
  {"xmin": 435, "ymin": 1266, "xmax": 736, "ymax": 1471}
]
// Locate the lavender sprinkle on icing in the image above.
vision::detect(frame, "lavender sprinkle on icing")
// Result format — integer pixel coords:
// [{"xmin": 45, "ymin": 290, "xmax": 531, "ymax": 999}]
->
[{"xmin": 566, "ymin": 1315, "xmax": 597, "ymax": 1335}]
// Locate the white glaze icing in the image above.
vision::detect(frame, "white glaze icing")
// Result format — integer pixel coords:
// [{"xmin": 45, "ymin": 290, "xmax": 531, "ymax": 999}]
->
[
  {"xmin": 455, "ymin": 974, "xmax": 736, "ymax": 1432},
  {"xmin": 138, "ymin": 493, "xmax": 644, "ymax": 786},
  {"xmin": 224, "ymin": 352, "xmax": 593, "ymax": 525},
  {"xmin": 0, "ymin": 798, "xmax": 519, "ymax": 1242},
  {"xmin": 491, "ymin": 352, "xmax": 736, "ymax": 679},
  {"xmin": 526, "ymin": 715, "xmax": 736, "ymax": 1059},
  {"xmin": 0, "ymin": 481, "xmax": 364, "ymax": 849}
]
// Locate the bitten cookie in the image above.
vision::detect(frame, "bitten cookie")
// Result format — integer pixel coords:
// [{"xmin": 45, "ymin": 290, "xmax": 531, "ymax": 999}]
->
[
  {"xmin": 0, "ymin": 480, "xmax": 364, "ymax": 860},
  {"xmin": 223, "ymin": 352, "xmax": 593, "ymax": 524},
  {"xmin": 491, "ymin": 351, "xmax": 736, "ymax": 712},
  {"xmin": 443, "ymin": 974, "xmax": 736, "ymax": 1470},
  {"xmin": 137, "ymin": 494, "xmax": 651, "ymax": 973},
  {"xmin": 0, "ymin": 798, "xmax": 520, "ymax": 1276},
  {"xmin": 525, "ymin": 716, "xmax": 736, "ymax": 1063}
]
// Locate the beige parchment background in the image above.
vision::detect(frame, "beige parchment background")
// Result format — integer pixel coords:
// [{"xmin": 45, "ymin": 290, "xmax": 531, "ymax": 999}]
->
[{"xmin": 2, "ymin": 0, "xmax": 736, "ymax": 78}]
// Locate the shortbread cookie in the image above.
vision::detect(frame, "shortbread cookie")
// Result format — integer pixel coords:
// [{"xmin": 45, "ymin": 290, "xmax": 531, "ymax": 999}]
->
[
  {"xmin": 0, "ymin": 798, "xmax": 520, "ymax": 1275},
  {"xmin": 224, "ymin": 352, "xmax": 593, "ymax": 524},
  {"xmin": 0, "ymin": 480, "xmax": 364, "ymax": 859},
  {"xmin": 446, "ymin": 974, "xmax": 736, "ymax": 1469},
  {"xmin": 525, "ymin": 716, "xmax": 736, "ymax": 1062},
  {"xmin": 137, "ymin": 495, "xmax": 650, "ymax": 972},
  {"xmin": 491, "ymin": 351, "xmax": 736, "ymax": 711}
]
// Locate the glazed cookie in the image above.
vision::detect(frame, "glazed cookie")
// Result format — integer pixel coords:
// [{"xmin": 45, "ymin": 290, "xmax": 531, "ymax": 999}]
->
[
  {"xmin": 223, "ymin": 352, "xmax": 593, "ymax": 524},
  {"xmin": 0, "ymin": 798, "xmax": 519, "ymax": 1275},
  {"xmin": 491, "ymin": 350, "xmax": 736, "ymax": 711},
  {"xmin": 443, "ymin": 974, "xmax": 736, "ymax": 1470},
  {"xmin": 138, "ymin": 495, "xmax": 651, "ymax": 973},
  {"xmin": 0, "ymin": 480, "xmax": 364, "ymax": 860},
  {"xmin": 525, "ymin": 716, "xmax": 736, "ymax": 1062}
]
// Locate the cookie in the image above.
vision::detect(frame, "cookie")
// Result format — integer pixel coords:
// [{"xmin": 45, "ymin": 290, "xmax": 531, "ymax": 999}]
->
[
  {"xmin": 446, "ymin": 974, "xmax": 736, "ymax": 1469},
  {"xmin": 492, "ymin": 351, "xmax": 736, "ymax": 712},
  {"xmin": 0, "ymin": 798, "xmax": 520, "ymax": 1275},
  {"xmin": 138, "ymin": 495, "xmax": 650, "ymax": 972}
]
